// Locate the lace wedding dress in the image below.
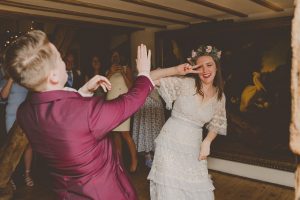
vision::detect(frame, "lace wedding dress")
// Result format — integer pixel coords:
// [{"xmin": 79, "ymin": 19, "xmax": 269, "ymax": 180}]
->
[{"xmin": 148, "ymin": 76, "xmax": 227, "ymax": 200}]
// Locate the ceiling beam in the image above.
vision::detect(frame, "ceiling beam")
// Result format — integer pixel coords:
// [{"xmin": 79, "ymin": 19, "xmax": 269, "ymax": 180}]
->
[
  {"xmin": 249, "ymin": 0, "xmax": 284, "ymax": 12},
  {"xmin": 0, "ymin": 10, "xmax": 141, "ymax": 31},
  {"xmin": 187, "ymin": 0, "xmax": 248, "ymax": 18},
  {"xmin": 49, "ymin": 0, "xmax": 190, "ymax": 25},
  {"xmin": 121, "ymin": 0, "xmax": 216, "ymax": 21},
  {"xmin": 0, "ymin": 1, "xmax": 166, "ymax": 28}
]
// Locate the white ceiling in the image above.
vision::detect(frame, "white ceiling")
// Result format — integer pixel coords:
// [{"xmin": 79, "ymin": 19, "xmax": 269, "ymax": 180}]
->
[{"xmin": 0, "ymin": 0, "xmax": 295, "ymax": 30}]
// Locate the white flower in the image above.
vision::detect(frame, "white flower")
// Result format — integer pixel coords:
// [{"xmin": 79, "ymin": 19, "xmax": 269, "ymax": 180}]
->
[
  {"xmin": 191, "ymin": 50, "xmax": 197, "ymax": 58},
  {"xmin": 206, "ymin": 46, "xmax": 212, "ymax": 53},
  {"xmin": 217, "ymin": 51, "xmax": 222, "ymax": 58}
]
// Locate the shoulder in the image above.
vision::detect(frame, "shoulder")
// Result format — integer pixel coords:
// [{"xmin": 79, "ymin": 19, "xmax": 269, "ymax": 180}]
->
[
  {"xmin": 221, "ymin": 93, "xmax": 226, "ymax": 101},
  {"xmin": 163, "ymin": 76, "xmax": 194, "ymax": 83},
  {"xmin": 179, "ymin": 76, "xmax": 195, "ymax": 88},
  {"xmin": 217, "ymin": 92, "xmax": 226, "ymax": 106},
  {"xmin": 16, "ymin": 100, "xmax": 29, "ymax": 123},
  {"xmin": 183, "ymin": 76, "xmax": 195, "ymax": 85}
]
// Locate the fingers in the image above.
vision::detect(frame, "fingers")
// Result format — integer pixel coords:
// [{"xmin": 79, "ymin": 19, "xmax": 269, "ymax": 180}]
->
[
  {"xmin": 137, "ymin": 45, "xmax": 141, "ymax": 60},
  {"xmin": 143, "ymin": 44, "xmax": 147, "ymax": 58},
  {"xmin": 99, "ymin": 81, "xmax": 111, "ymax": 92},
  {"xmin": 138, "ymin": 44, "xmax": 149, "ymax": 59},
  {"xmin": 187, "ymin": 64, "xmax": 201, "ymax": 74},
  {"xmin": 98, "ymin": 80, "xmax": 111, "ymax": 90},
  {"xmin": 99, "ymin": 77, "xmax": 111, "ymax": 87},
  {"xmin": 200, "ymin": 155, "xmax": 207, "ymax": 160},
  {"xmin": 89, "ymin": 75, "xmax": 112, "ymax": 92},
  {"xmin": 137, "ymin": 44, "xmax": 151, "ymax": 59},
  {"xmin": 101, "ymin": 84, "xmax": 107, "ymax": 93},
  {"xmin": 192, "ymin": 64, "xmax": 201, "ymax": 69},
  {"xmin": 148, "ymin": 49, "xmax": 151, "ymax": 63},
  {"xmin": 199, "ymin": 153, "xmax": 207, "ymax": 161},
  {"xmin": 140, "ymin": 44, "xmax": 145, "ymax": 59}
]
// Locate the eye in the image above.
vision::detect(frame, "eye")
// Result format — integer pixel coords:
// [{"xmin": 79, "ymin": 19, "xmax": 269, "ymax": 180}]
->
[{"xmin": 194, "ymin": 65, "xmax": 202, "ymax": 70}]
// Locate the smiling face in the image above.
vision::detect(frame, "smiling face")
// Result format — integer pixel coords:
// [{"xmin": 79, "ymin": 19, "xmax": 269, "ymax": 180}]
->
[{"xmin": 196, "ymin": 55, "xmax": 217, "ymax": 85}]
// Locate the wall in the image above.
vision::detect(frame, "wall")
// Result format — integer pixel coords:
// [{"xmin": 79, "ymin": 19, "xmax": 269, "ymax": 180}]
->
[{"xmin": 130, "ymin": 29, "xmax": 157, "ymax": 71}]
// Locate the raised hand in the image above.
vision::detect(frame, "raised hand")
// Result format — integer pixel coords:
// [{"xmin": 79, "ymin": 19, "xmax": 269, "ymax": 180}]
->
[
  {"xmin": 176, "ymin": 63, "xmax": 200, "ymax": 76},
  {"xmin": 136, "ymin": 44, "xmax": 151, "ymax": 74},
  {"xmin": 83, "ymin": 75, "xmax": 112, "ymax": 93}
]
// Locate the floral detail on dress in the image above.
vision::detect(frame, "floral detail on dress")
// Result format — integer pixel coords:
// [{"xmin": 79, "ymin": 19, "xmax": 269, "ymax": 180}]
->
[
  {"xmin": 157, "ymin": 76, "xmax": 184, "ymax": 110},
  {"xmin": 207, "ymin": 94, "xmax": 227, "ymax": 135},
  {"xmin": 132, "ymin": 89, "xmax": 165, "ymax": 153}
]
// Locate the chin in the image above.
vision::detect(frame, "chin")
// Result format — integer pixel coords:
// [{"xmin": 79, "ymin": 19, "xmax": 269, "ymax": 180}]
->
[{"xmin": 200, "ymin": 79, "xmax": 214, "ymax": 85}]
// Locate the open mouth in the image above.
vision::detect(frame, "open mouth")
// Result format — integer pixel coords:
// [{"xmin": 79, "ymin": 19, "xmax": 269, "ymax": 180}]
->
[{"xmin": 202, "ymin": 73, "xmax": 211, "ymax": 79}]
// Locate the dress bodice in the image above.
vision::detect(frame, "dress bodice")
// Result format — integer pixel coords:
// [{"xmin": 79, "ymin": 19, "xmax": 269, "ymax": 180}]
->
[{"xmin": 158, "ymin": 76, "xmax": 227, "ymax": 135}]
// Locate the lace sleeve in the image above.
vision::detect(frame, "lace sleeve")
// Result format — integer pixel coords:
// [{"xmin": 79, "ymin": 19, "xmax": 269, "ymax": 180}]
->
[
  {"xmin": 157, "ymin": 76, "xmax": 183, "ymax": 110},
  {"xmin": 207, "ymin": 93, "xmax": 227, "ymax": 135}
]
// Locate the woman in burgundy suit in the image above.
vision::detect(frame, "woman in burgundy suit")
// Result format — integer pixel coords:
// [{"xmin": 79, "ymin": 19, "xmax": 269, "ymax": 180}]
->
[{"xmin": 4, "ymin": 30, "xmax": 153, "ymax": 200}]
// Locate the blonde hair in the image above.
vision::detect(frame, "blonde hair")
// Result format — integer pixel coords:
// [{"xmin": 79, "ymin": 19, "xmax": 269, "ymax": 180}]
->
[{"xmin": 4, "ymin": 30, "xmax": 56, "ymax": 90}]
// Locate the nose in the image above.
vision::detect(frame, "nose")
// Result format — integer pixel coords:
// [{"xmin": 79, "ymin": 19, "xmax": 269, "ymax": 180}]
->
[{"xmin": 202, "ymin": 66, "xmax": 208, "ymax": 73}]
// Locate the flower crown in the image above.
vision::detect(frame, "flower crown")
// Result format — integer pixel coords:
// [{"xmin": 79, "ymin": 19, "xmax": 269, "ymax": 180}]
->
[{"xmin": 187, "ymin": 45, "xmax": 222, "ymax": 65}]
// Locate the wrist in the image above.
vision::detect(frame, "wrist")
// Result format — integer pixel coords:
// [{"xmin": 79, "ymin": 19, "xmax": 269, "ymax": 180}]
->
[
  {"xmin": 174, "ymin": 65, "xmax": 180, "ymax": 75},
  {"xmin": 78, "ymin": 86, "xmax": 93, "ymax": 97},
  {"xmin": 203, "ymin": 138, "xmax": 212, "ymax": 144}
]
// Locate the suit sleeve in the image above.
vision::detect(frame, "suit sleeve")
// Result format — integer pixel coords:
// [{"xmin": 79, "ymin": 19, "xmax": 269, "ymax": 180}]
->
[{"xmin": 88, "ymin": 76, "xmax": 153, "ymax": 140}]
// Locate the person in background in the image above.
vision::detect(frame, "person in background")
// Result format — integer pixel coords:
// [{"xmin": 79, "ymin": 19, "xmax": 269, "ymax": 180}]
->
[
  {"xmin": 64, "ymin": 51, "xmax": 84, "ymax": 90},
  {"xmin": 132, "ymin": 87, "xmax": 165, "ymax": 168},
  {"xmin": 85, "ymin": 55, "xmax": 105, "ymax": 97},
  {"xmin": 0, "ymin": 76, "xmax": 34, "ymax": 187},
  {"xmin": 106, "ymin": 51, "xmax": 138, "ymax": 172},
  {"xmin": 0, "ymin": 61, "xmax": 7, "ymax": 145}
]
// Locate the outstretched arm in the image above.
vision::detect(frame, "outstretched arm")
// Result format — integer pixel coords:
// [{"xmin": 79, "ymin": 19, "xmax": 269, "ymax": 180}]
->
[
  {"xmin": 150, "ymin": 63, "xmax": 199, "ymax": 84},
  {"xmin": 88, "ymin": 44, "xmax": 154, "ymax": 139},
  {"xmin": 199, "ymin": 132, "xmax": 217, "ymax": 160}
]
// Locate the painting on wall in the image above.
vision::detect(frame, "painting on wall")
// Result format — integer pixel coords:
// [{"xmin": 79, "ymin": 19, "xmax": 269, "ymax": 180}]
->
[{"xmin": 156, "ymin": 18, "xmax": 296, "ymax": 171}]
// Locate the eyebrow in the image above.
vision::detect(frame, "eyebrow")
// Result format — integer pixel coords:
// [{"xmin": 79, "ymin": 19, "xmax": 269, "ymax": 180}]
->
[{"xmin": 197, "ymin": 62, "xmax": 214, "ymax": 67}]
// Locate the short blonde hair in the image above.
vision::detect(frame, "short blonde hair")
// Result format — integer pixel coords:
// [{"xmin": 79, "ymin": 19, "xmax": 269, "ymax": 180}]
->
[{"xmin": 4, "ymin": 30, "xmax": 56, "ymax": 90}]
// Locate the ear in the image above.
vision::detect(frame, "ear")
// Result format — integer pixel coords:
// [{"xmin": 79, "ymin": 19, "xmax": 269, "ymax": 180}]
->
[{"xmin": 48, "ymin": 69, "xmax": 59, "ymax": 85}]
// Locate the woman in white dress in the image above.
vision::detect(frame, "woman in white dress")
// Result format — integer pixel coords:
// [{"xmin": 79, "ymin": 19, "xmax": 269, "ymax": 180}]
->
[
  {"xmin": 148, "ymin": 45, "xmax": 227, "ymax": 200},
  {"xmin": 106, "ymin": 51, "xmax": 138, "ymax": 172}
]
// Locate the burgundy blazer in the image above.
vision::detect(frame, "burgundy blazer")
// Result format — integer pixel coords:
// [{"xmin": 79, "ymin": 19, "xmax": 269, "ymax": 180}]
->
[{"xmin": 17, "ymin": 76, "xmax": 153, "ymax": 200}]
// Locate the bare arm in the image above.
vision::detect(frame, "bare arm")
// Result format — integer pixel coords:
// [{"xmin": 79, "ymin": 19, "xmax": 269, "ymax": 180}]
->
[
  {"xmin": 0, "ymin": 78, "xmax": 13, "ymax": 100},
  {"xmin": 199, "ymin": 131, "xmax": 217, "ymax": 160},
  {"xmin": 150, "ymin": 64, "xmax": 199, "ymax": 84},
  {"xmin": 150, "ymin": 66, "xmax": 179, "ymax": 81}
]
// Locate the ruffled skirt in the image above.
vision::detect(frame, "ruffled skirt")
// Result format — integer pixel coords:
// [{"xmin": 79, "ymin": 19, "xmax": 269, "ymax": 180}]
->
[{"xmin": 148, "ymin": 117, "xmax": 214, "ymax": 200}]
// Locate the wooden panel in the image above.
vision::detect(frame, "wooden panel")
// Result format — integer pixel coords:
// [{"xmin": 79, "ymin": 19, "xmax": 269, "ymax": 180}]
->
[
  {"xmin": 50, "ymin": 0, "xmax": 190, "ymax": 25},
  {"xmin": 250, "ymin": 0, "xmax": 284, "ymax": 12},
  {"xmin": 0, "ymin": 1, "xmax": 166, "ymax": 28},
  {"xmin": 188, "ymin": 0, "xmax": 248, "ymax": 17},
  {"xmin": 0, "ymin": 10, "xmax": 140, "ymax": 31},
  {"xmin": 121, "ymin": 0, "xmax": 216, "ymax": 21}
]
